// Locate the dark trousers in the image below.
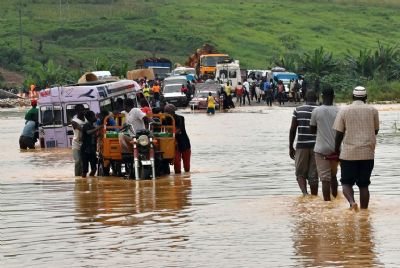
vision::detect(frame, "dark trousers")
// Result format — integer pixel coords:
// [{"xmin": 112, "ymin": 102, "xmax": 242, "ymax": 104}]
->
[
  {"xmin": 266, "ymin": 96, "xmax": 273, "ymax": 106},
  {"xmin": 174, "ymin": 149, "xmax": 191, "ymax": 173},
  {"xmin": 81, "ymin": 152, "xmax": 97, "ymax": 175},
  {"xmin": 19, "ymin": 136, "xmax": 35, "ymax": 149},
  {"xmin": 243, "ymin": 91, "xmax": 251, "ymax": 105},
  {"xmin": 278, "ymin": 92, "xmax": 285, "ymax": 105}
]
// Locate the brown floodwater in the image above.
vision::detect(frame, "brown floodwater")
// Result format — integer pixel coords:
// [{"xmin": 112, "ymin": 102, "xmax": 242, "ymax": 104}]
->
[{"xmin": 1, "ymin": 105, "xmax": 400, "ymax": 267}]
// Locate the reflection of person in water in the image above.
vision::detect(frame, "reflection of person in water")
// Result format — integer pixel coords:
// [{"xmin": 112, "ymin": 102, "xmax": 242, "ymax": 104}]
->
[
  {"xmin": 74, "ymin": 178, "xmax": 192, "ymax": 226},
  {"xmin": 292, "ymin": 208, "xmax": 378, "ymax": 267}
]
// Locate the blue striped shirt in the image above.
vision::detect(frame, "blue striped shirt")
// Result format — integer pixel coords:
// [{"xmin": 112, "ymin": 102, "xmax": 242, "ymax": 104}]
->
[{"xmin": 293, "ymin": 103, "xmax": 317, "ymax": 149}]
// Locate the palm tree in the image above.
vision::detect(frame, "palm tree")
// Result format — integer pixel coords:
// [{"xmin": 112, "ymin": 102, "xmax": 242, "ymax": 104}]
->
[
  {"xmin": 345, "ymin": 48, "xmax": 376, "ymax": 79},
  {"xmin": 373, "ymin": 41, "xmax": 400, "ymax": 80},
  {"xmin": 26, "ymin": 60, "xmax": 65, "ymax": 89},
  {"xmin": 300, "ymin": 46, "xmax": 336, "ymax": 77}
]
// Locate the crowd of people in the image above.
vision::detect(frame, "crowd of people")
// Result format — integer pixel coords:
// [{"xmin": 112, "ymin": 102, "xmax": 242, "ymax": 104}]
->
[
  {"xmin": 69, "ymin": 100, "xmax": 191, "ymax": 178},
  {"xmin": 214, "ymin": 77, "xmax": 309, "ymax": 111},
  {"xmin": 289, "ymin": 86, "xmax": 379, "ymax": 210}
]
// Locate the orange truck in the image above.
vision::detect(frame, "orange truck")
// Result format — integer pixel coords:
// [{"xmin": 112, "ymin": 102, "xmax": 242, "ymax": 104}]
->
[
  {"xmin": 185, "ymin": 44, "xmax": 230, "ymax": 78},
  {"xmin": 199, "ymin": 54, "xmax": 230, "ymax": 77}
]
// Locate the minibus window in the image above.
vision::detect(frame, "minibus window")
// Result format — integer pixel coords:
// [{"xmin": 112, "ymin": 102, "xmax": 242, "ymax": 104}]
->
[
  {"xmin": 53, "ymin": 106, "xmax": 63, "ymax": 126},
  {"xmin": 41, "ymin": 106, "xmax": 54, "ymax": 126},
  {"xmin": 126, "ymin": 94, "xmax": 138, "ymax": 107}
]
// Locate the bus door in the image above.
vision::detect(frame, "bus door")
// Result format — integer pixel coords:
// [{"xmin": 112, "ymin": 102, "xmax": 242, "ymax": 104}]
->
[{"xmin": 39, "ymin": 104, "xmax": 65, "ymax": 148}]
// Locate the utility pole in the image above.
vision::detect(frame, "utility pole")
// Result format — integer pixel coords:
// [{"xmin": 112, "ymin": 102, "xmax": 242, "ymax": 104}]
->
[{"xmin": 19, "ymin": 2, "xmax": 22, "ymax": 51}]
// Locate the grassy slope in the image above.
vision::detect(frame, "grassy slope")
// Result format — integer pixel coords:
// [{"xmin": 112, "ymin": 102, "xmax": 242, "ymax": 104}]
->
[{"xmin": 0, "ymin": 0, "xmax": 399, "ymax": 71}]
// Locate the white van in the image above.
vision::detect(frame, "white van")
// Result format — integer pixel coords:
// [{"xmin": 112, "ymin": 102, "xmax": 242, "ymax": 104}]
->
[
  {"xmin": 215, "ymin": 60, "xmax": 242, "ymax": 88},
  {"xmin": 37, "ymin": 79, "xmax": 141, "ymax": 148}
]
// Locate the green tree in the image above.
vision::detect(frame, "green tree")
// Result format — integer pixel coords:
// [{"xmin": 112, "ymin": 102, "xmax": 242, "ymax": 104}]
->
[
  {"xmin": 373, "ymin": 42, "xmax": 400, "ymax": 81},
  {"xmin": 345, "ymin": 48, "xmax": 376, "ymax": 79},
  {"xmin": 24, "ymin": 60, "xmax": 65, "ymax": 89},
  {"xmin": 300, "ymin": 46, "xmax": 336, "ymax": 77}
]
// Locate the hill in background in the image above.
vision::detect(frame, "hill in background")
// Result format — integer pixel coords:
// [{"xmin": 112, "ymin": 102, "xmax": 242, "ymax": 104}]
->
[{"xmin": 0, "ymin": 0, "xmax": 399, "ymax": 84}]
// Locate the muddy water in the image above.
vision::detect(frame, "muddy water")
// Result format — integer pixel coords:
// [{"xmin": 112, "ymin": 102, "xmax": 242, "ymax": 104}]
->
[{"xmin": 1, "ymin": 106, "xmax": 400, "ymax": 268}]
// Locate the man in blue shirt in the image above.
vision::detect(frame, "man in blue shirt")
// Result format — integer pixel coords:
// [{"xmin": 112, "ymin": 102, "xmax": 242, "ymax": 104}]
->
[{"xmin": 19, "ymin": 113, "xmax": 38, "ymax": 150}]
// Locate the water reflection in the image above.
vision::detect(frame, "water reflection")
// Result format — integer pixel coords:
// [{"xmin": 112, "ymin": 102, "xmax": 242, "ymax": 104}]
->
[
  {"xmin": 74, "ymin": 177, "xmax": 192, "ymax": 227},
  {"xmin": 292, "ymin": 197, "xmax": 381, "ymax": 267}
]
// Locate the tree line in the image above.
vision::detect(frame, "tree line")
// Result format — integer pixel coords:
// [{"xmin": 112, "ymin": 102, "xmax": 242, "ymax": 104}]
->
[{"xmin": 0, "ymin": 41, "xmax": 399, "ymax": 101}]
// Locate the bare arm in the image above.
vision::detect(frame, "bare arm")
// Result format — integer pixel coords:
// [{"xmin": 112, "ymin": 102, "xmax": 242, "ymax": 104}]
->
[
  {"xmin": 309, "ymin": 125, "xmax": 317, "ymax": 134},
  {"xmin": 86, "ymin": 125, "xmax": 102, "ymax": 135},
  {"xmin": 289, "ymin": 117, "xmax": 298, "ymax": 160},
  {"xmin": 334, "ymin": 131, "xmax": 344, "ymax": 154}
]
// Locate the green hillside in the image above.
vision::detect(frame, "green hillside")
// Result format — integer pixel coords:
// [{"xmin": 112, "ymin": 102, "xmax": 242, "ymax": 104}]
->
[{"xmin": 0, "ymin": 0, "xmax": 399, "ymax": 100}]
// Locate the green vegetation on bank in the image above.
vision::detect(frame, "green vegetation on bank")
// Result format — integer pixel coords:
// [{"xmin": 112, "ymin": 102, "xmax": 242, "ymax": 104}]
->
[{"xmin": 0, "ymin": 0, "xmax": 399, "ymax": 101}]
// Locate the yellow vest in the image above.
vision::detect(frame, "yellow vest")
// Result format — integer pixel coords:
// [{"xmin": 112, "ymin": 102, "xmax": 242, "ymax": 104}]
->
[
  {"xmin": 207, "ymin": 96, "xmax": 215, "ymax": 109},
  {"xmin": 143, "ymin": 87, "xmax": 150, "ymax": 97},
  {"xmin": 224, "ymin": 85, "xmax": 231, "ymax": 96}
]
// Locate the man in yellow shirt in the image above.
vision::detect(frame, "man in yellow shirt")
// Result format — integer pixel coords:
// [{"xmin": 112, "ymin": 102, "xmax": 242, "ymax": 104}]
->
[{"xmin": 207, "ymin": 92, "xmax": 216, "ymax": 115}]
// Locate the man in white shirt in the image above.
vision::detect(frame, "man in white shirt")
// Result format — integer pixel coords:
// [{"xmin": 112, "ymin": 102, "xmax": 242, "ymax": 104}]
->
[
  {"xmin": 119, "ymin": 98, "xmax": 149, "ymax": 154},
  {"xmin": 242, "ymin": 79, "xmax": 251, "ymax": 105},
  {"xmin": 310, "ymin": 86, "xmax": 339, "ymax": 201},
  {"xmin": 71, "ymin": 104, "xmax": 86, "ymax": 176}
]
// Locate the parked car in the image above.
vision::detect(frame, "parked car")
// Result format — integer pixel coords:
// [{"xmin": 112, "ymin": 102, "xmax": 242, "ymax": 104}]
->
[
  {"xmin": 163, "ymin": 75, "xmax": 188, "ymax": 88},
  {"xmin": 171, "ymin": 67, "xmax": 196, "ymax": 82},
  {"xmin": 189, "ymin": 90, "xmax": 220, "ymax": 110},
  {"xmin": 163, "ymin": 84, "xmax": 188, "ymax": 107}
]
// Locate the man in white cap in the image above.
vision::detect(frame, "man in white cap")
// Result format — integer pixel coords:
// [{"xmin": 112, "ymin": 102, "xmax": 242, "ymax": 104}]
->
[{"xmin": 333, "ymin": 86, "xmax": 379, "ymax": 210}]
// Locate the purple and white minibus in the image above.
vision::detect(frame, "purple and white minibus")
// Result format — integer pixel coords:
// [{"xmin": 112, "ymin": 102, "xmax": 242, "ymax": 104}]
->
[{"xmin": 37, "ymin": 79, "xmax": 140, "ymax": 148}]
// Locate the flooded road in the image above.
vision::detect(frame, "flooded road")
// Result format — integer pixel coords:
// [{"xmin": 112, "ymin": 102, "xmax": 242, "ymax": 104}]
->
[{"xmin": 1, "ymin": 105, "xmax": 400, "ymax": 267}]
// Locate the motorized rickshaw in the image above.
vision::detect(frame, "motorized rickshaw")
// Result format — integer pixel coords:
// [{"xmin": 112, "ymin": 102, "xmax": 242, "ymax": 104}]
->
[{"xmin": 97, "ymin": 112, "xmax": 176, "ymax": 180}]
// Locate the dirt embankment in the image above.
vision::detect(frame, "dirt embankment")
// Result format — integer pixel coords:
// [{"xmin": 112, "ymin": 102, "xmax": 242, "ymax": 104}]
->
[{"xmin": 0, "ymin": 67, "xmax": 25, "ymax": 88}]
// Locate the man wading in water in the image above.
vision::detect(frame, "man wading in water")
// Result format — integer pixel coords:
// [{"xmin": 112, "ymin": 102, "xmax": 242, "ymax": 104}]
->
[
  {"xmin": 333, "ymin": 86, "xmax": 379, "ymax": 210},
  {"xmin": 310, "ymin": 86, "xmax": 339, "ymax": 201},
  {"xmin": 289, "ymin": 91, "xmax": 319, "ymax": 196},
  {"xmin": 71, "ymin": 104, "xmax": 86, "ymax": 176}
]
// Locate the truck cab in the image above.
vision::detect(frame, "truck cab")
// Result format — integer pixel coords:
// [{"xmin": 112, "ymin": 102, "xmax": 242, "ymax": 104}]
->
[{"xmin": 199, "ymin": 54, "xmax": 230, "ymax": 78}]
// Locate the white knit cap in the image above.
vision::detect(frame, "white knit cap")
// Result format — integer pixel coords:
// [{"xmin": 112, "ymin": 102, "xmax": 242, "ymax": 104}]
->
[{"xmin": 353, "ymin": 86, "xmax": 367, "ymax": 97}]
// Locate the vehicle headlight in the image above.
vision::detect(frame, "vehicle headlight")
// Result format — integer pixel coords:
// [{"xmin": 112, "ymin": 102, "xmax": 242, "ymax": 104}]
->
[{"xmin": 138, "ymin": 135, "xmax": 149, "ymax": 146}]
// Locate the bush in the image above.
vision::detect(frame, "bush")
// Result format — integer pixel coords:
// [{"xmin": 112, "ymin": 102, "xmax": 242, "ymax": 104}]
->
[{"xmin": 0, "ymin": 47, "xmax": 23, "ymax": 70}]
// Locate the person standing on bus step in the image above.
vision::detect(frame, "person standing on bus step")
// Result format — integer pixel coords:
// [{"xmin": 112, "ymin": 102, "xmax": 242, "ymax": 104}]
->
[
  {"xmin": 164, "ymin": 104, "xmax": 191, "ymax": 174},
  {"xmin": 333, "ymin": 86, "xmax": 379, "ymax": 210},
  {"xmin": 81, "ymin": 111, "xmax": 103, "ymax": 178},
  {"xmin": 72, "ymin": 104, "xmax": 86, "ymax": 176},
  {"xmin": 309, "ymin": 86, "xmax": 339, "ymax": 201},
  {"xmin": 289, "ymin": 91, "xmax": 319, "ymax": 196}
]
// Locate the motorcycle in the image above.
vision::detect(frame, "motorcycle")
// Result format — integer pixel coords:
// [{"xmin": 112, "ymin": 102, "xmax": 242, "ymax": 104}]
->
[{"xmin": 122, "ymin": 121, "xmax": 169, "ymax": 180}]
